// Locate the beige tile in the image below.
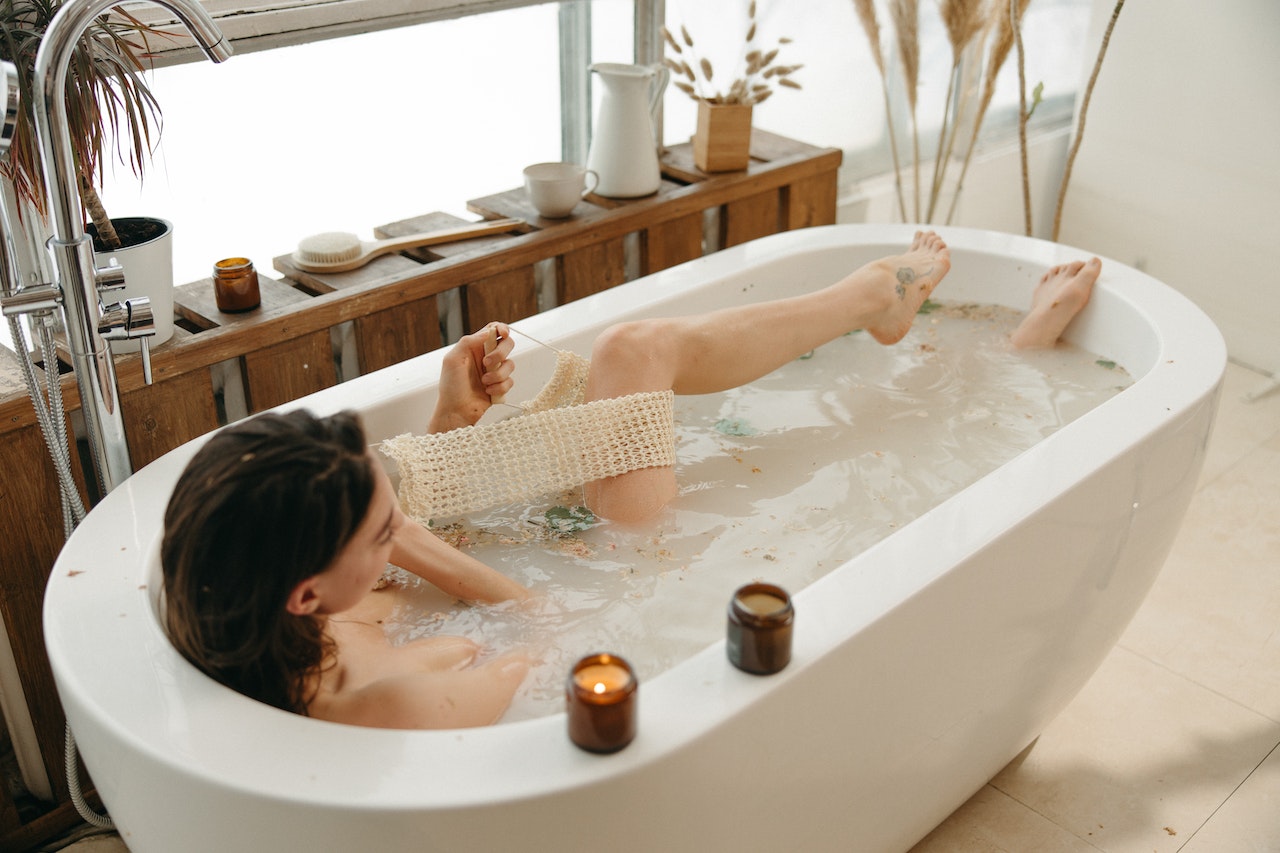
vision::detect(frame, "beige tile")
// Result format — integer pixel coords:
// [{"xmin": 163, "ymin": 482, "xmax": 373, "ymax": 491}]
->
[
  {"xmin": 1199, "ymin": 362, "xmax": 1280, "ymax": 485},
  {"xmin": 913, "ymin": 361, "xmax": 1280, "ymax": 853},
  {"xmin": 991, "ymin": 646, "xmax": 1280, "ymax": 853},
  {"xmin": 1119, "ymin": 437, "xmax": 1280, "ymax": 719},
  {"xmin": 909, "ymin": 784, "xmax": 1099, "ymax": 852},
  {"xmin": 1181, "ymin": 742, "xmax": 1280, "ymax": 852}
]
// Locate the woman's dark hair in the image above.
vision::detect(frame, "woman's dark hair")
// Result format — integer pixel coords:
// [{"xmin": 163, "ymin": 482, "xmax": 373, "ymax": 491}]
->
[{"xmin": 161, "ymin": 410, "xmax": 375, "ymax": 713}]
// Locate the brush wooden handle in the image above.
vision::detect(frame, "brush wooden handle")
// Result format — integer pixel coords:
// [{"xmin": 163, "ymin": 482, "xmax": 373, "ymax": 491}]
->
[
  {"xmin": 292, "ymin": 218, "xmax": 524, "ymax": 273},
  {"xmin": 372, "ymin": 219, "xmax": 523, "ymax": 256},
  {"xmin": 484, "ymin": 324, "xmax": 507, "ymax": 405}
]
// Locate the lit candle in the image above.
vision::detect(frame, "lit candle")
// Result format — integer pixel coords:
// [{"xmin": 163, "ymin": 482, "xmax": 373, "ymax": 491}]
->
[
  {"xmin": 726, "ymin": 582, "xmax": 794, "ymax": 675},
  {"xmin": 566, "ymin": 653, "xmax": 637, "ymax": 753}
]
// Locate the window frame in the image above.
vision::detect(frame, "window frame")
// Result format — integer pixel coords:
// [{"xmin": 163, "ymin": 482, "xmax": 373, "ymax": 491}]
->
[{"xmin": 129, "ymin": 0, "xmax": 565, "ymax": 64}]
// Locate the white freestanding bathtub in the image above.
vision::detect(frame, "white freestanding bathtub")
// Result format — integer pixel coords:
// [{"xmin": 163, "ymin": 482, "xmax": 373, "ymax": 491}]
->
[{"xmin": 44, "ymin": 225, "xmax": 1224, "ymax": 852}]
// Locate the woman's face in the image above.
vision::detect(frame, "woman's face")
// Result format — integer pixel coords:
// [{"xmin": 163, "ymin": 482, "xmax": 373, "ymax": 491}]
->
[{"xmin": 313, "ymin": 454, "xmax": 406, "ymax": 615}]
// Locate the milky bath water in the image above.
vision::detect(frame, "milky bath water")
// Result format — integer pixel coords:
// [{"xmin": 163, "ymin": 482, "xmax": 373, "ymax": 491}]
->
[{"xmin": 380, "ymin": 301, "xmax": 1132, "ymax": 722}]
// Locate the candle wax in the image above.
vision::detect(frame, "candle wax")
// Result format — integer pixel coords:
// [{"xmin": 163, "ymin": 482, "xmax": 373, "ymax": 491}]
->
[
  {"xmin": 574, "ymin": 663, "xmax": 631, "ymax": 695},
  {"xmin": 738, "ymin": 591, "xmax": 787, "ymax": 615}
]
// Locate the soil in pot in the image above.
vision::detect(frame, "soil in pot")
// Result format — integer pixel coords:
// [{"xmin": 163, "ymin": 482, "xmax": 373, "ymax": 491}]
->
[{"xmin": 87, "ymin": 216, "xmax": 169, "ymax": 252}]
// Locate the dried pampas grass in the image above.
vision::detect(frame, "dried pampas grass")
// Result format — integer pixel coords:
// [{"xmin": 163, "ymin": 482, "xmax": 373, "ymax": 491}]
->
[
  {"xmin": 945, "ymin": 0, "xmax": 1033, "ymax": 224},
  {"xmin": 987, "ymin": 0, "xmax": 1033, "ymax": 83},
  {"xmin": 851, "ymin": 0, "xmax": 883, "ymax": 73},
  {"xmin": 888, "ymin": 0, "xmax": 920, "ymax": 110},
  {"xmin": 851, "ymin": 0, "xmax": 907, "ymax": 221},
  {"xmin": 855, "ymin": 0, "xmax": 1123, "ymax": 239},
  {"xmin": 888, "ymin": 0, "xmax": 922, "ymax": 219},
  {"xmin": 662, "ymin": 3, "xmax": 802, "ymax": 106},
  {"xmin": 941, "ymin": 0, "xmax": 987, "ymax": 64},
  {"xmin": 1052, "ymin": 0, "xmax": 1128, "ymax": 241},
  {"xmin": 927, "ymin": 0, "xmax": 993, "ymax": 221}
]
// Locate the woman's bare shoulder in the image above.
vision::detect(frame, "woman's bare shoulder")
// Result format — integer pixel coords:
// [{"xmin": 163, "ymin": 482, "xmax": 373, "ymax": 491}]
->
[{"xmin": 310, "ymin": 652, "xmax": 532, "ymax": 730}]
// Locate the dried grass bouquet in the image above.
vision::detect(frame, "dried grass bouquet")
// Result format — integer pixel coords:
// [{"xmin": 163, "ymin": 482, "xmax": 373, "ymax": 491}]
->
[{"xmin": 662, "ymin": 1, "xmax": 802, "ymax": 106}]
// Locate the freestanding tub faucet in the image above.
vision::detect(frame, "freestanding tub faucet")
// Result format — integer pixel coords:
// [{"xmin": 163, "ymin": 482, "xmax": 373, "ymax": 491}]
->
[
  {"xmin": 0, "ymin": 62, "xmax": 16, "ymax": 156},
  {"xmin": 0, "ymin": 61, "xmax": 22, "ymax": 288},
  {"xmin": 30, "ymin": 0, "xmax": 231, "ymax": 493}
]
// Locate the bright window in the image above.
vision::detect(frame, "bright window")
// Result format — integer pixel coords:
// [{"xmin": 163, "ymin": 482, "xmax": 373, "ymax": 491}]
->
[{"xmin": 98, "ymin": 0, "xmax": 1088, "ymax": 287}]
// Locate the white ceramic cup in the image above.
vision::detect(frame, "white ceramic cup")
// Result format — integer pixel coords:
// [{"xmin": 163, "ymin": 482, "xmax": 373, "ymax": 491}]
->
[{"xmin": 523, "ymin": 162, "xmax": 599, "ymax": 219}]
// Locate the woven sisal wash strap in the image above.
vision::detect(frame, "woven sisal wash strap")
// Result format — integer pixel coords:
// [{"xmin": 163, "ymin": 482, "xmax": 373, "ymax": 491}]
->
[
  {"xmin": 521, "ymin": 349, "xmax": 593, "ymax": 413},
  {"xmin": 380, "ymin": 387, "xmax": 676, "ymax": 521}
]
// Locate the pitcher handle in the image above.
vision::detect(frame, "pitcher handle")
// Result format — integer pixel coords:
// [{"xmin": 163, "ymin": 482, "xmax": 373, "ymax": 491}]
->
[{"xmin": 648, "ymin": 63, "xmax": 670, "ymax": 155}]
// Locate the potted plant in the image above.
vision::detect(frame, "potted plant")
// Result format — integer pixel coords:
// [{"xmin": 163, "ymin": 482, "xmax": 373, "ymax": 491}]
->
[
  {"xmin": 0, "ymin": 0, "xmax": 176, "ymax": 345},
  {"xmin": 662, "ymin": 2, "xmax": 802, "ymax": 173}
]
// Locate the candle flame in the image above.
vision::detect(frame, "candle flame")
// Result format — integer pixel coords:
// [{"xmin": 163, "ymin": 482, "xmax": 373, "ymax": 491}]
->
[{"xmin": 593, "ymin": 682, "xmax": 607, "ymax": 694}]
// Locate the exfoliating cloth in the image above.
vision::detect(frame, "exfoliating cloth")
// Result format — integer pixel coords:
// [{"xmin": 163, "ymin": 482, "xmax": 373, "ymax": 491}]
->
[{"xmin": 380, "ymin": 351, "xmax": 675, "ymax": 520}]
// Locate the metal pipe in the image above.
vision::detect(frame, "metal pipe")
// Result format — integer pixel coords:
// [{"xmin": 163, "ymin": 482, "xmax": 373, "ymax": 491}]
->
[
  {"xmin": 31, "ymin": 0, "xmax": 230, "ymax": 493},
  {"xmin": 1, "ymin": 61, "xmax": 22, "ymax": 300}
]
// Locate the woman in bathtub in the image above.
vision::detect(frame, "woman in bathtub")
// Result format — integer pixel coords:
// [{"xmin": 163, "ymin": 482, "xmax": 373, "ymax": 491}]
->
[{"xmin": 161, "ymin": 231, "xmax": 1098, "ymax": 731}]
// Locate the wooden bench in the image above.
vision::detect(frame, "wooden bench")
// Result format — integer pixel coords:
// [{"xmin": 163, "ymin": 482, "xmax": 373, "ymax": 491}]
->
[{"xmin": 0, "ymin": 131, "xmax": 839, "ymax": 844}]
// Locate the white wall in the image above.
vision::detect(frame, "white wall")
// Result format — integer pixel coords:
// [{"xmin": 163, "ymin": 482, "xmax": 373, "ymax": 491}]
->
[
  {"xmin": 1057, "ymin": 0, "xmax": 1280, "ymax": 374},
  {"xmin": 839, "ymin": 129, "xmax": 1070, "ymax": 237},
  {"xmin": 840, "ymin": 1, "xmax": 1280, "ymax": 377}
]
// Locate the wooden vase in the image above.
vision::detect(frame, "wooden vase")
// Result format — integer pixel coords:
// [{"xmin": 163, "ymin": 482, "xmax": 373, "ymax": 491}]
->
[{"xmin": 693, "ymin": 101, "xmax": 753, "ymax": 173}]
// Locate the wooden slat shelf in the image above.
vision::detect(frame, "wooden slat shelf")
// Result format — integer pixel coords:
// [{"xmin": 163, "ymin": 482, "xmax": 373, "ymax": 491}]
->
[
  {"xmin": 175, "ymin": 271, "xmax": 314, "ymax": 329},
  {"xmin": 0, "ymin": 130, "xmax": 839, "ymax": 847}
]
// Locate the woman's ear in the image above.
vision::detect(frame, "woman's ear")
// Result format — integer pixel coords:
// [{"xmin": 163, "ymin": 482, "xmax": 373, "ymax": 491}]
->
[{"xmin": 285, "ymin": 576, "xmax": 322, "ymax": 616}]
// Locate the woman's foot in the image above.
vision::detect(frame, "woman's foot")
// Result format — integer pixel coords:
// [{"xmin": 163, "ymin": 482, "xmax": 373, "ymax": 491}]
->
[
  {"xmin": 1010, "ymin": 257, "xmax": 1101, "ymax": 349},
  {"xmin": 865, "ymin": 230, "xmax": 952, "ymax": 344}
]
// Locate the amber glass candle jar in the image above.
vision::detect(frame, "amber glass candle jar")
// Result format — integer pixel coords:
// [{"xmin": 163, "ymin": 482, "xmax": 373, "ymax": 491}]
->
[
  {"xmin": 566, "ymin": 653, "xmax": 637, "ymax": 753},
  {"xmin": 213, "ymin": 257, "xmax": 260, "ymax": 312},
  {"xmin": 726, "ymin": 582, "xmax": 794, "ymax": 675}
]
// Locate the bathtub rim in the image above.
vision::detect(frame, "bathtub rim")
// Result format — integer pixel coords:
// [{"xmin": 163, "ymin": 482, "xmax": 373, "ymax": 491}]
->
[{"xmin": 44, "ymin": 223, "xmax": 1226, "ymax": 814}]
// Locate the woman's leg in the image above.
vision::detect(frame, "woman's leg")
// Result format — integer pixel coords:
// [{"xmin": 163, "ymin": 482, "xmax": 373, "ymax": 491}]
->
[
  {"xmin": 583, "ymin": 230, "xmax": 951, "ymax": 522},
  {"xmin": 1009, "ymin": 257, "xmax": 1101, "ymax": 349}
]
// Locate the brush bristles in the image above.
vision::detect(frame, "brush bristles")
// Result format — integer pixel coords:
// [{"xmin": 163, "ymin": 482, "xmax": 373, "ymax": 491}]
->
[{"xmin": 295, "ymin": 232, "xmax": 362, "ymax": 264}]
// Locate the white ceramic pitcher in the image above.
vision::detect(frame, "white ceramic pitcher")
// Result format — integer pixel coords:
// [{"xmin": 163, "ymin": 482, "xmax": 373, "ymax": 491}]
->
[{"xmin": 587, "ymin": 62, "xmax": 670, "ymax": 198}]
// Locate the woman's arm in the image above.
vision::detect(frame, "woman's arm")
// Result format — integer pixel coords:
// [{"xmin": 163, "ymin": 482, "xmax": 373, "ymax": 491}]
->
[
  {"xmin": 391, "ymin": 518, "xmax": 530, "ymax": 604},
  {"xmin": 429, "ymin": 322, "xmax": 516, "ymax": 434},
  {"xmin": 398, "ymin": 321, "xmax": 528, "ymax": 602}
]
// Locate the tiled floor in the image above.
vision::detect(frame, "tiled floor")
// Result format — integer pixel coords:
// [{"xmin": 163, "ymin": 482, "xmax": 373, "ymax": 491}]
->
[
  {"xmin": 911, "ymin": 360, "xmax": 1280, "ymax": 853},
  {"xmin": 63, "ymin": 362, "xmax": 1280, "ymax": 853}
]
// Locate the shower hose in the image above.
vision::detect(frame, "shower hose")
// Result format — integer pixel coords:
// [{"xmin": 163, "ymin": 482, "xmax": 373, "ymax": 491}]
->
[{"xmin": 7, "ymin": 311, "xmax": 113, "ymax": 829}]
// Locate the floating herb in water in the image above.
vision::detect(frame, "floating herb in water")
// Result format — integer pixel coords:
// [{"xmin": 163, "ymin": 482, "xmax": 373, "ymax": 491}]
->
[
  {"xmin": 538, "ymin": 505, "xmax": 598, "ymax": 535},
  {"xmin": 714, "ymin": 418, "xmax": 758, "ymax": 436}
]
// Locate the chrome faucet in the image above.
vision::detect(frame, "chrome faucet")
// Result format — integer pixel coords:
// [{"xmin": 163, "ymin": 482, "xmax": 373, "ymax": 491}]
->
[
  {"xmin": 0, "ymin": 61, "xmax": 23, "ymax": 294},
  {"xmin": 27, "ymin": 0, "xmax": 231, "ymax": 493}
]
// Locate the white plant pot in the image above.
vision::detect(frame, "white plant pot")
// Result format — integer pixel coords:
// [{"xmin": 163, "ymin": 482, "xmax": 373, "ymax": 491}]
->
[{"xmin": 92, "ymin": 217, "xmax": 174, "ymax": 352}]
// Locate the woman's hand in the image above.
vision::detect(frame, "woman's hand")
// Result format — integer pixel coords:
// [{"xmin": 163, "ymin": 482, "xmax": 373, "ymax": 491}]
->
[{"xmin": 429, "ymin": 322, "xmax": 516, "ymax": 433}]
